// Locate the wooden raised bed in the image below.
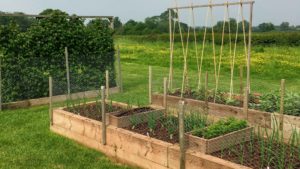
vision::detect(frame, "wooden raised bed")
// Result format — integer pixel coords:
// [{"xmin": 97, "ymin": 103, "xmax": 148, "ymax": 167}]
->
[
  {"xmin": 109, "ymin": 107, "xmax": 165, "ymax": 128},
  {"xmin": 186, "ymin": 127, "xmax": 253, "ymax": 154},
  {"xmin": 151, "ymin": 93, "xmax": 300, "ymax": 142},
  {"xmin": 51, "ymin": 106, "xmax": 251, "ymax": 169}
]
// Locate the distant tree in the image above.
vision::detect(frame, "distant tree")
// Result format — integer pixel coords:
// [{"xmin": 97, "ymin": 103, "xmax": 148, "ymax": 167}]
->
[
  {"xmin": 113, "ymin": 17, "xmax": 122, "ymax": 29},
  {"xmin": 280, "ymin": 22, "xmax": 290, "ymax": 31},
  {"xmin": 0, "ymin": 11, "xmax": 34, "ymax": 31},
  {"xmin": 258, "ymin": 22, "xmax": 275, "ymax": 32}
]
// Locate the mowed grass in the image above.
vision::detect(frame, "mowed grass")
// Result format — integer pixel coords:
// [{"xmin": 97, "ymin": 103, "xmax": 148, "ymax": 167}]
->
[
  {"xmin": 0, "ymin": 106, "xmax": 134, "ymax": 169},
  {"xmin": 116, "ymin": 37, "xmax": 300, "ymax": 93}
]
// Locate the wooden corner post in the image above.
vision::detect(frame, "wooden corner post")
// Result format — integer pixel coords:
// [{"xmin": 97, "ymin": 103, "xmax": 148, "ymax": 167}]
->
[
  {"xmin": 279, "ymin": 79, "xmax": 285, "ymax": 131},
  {"xmin": 101, "ymin": 86, "xmax": 106, "ymax": 145},
  {"xmin": 243, "ymin": 87, "xmax": 249, "ymax": 120},
  {"xmin": 105, "ymin": 70, "xmax": 109, "ymax": 99},
  {"xmin": 149, "ymin": 66, "xmax": 152, "ymax": 105},
  {"xmin": 204, "ymin": 72, "xmax": 209, "ymax": 115},
  {"xmin": 65, "ymin": 47, "xmax": 71, "ymax": 100},
  {"xmin": 163, "ymin": 77, "xmax": 168, "ymax": 109},
  {"xmin": 178, "ymin": 100, "xmax": 186, "ymax": 169},
  {"xmin": 49, "ymin": 76, "xmax": 53, "ymax": 126},
  {"xmin": 117, "ymin": 46, "xmax": 123, "ymax": 92}
]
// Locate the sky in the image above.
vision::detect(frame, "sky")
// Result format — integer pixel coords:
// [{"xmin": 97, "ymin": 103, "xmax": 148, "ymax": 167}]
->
[{"xmin": 0, "ymin": 0, "xmax": 299, "ymax": 26}]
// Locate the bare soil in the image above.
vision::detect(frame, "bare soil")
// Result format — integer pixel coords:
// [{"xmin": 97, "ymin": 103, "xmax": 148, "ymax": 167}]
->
[{"xmin": 113, "ymin": 107, "xmax": 154, "ymax": 117}]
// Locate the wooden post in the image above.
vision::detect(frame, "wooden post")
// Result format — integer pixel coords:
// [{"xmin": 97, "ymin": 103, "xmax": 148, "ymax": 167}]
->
[
  {"xmin": 240, "ymin": 66, "xmax": 243, "ymax": 102},
  {"xmin": 105, "ymin": 70, "xmax": 109, "ymax": 99},
  {"xmin": 65, "ymin": 47, "xmax": 71, "ymax": 99},
  {"xmin": 247, "ymin": 2, "xmax": 254, "ymax": 93},
  {"xmin": 243, "ymin": 87, "xmax": 249, "ymax": 120},
  {"xmin": 101, "ymin": 86, "xmax": 106, "ymax": 145},
  {"xmin": 49, "ymin": 76, "xmax": 53, "ymax": 126},
  {"xmin": 149, "ymin": 66, "xmax": 152, "ymax": 105},
  {"xmin": 168, "ymin": 9, "xmax": 173, "ymax": 90},
  {"xmin": 117, "ymin": 46, "xmax": 123, "ymax": 92},
  {"xmin": 163, "ymin": 77, "xmax": 168, "ymax": 109},
  {"xmin": 279, "ymin": 79, "xmax": 285, "ymax": 131},
  {"xmin": 178, "ymin": 100, "xmax": 186, "ymax": 169},
  {"xmin": 204, "ymin": 72, "xmax": 209, "ymax": 114}
]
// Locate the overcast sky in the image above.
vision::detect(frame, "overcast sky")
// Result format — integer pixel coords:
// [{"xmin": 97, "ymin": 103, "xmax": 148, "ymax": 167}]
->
[{"xmin": 0, "ymin": 0, "xmax": 299, "ymax": 26}]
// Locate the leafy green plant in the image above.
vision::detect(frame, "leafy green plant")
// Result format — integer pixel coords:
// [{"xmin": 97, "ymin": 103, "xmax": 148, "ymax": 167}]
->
[
  {"xmin": 185, "ymin": 112, "xmax": 208, "ymax": 132},
  {"xmin": 192, "ymin": 117, "xmax": 248, "ymax": 139},
  {"xmin": 147, "ymin": 113, "xmax": 158, "ymax": 133},
  {"xmin": 129, "ymin": 115, "xmax": 142, "ymax": 129},
  {"xmin": 162, "ymin": 115, "xmax": 178, "ymax": 139}
]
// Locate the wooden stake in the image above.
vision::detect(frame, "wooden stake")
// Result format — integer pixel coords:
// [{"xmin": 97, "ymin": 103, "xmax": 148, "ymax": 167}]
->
[
  {"xmin": 65, "ymin": 47, "xmax": 71, "ymax": 99},
  {"xmin": 204, "ymin": 72, "xmax": 209, "ymax": 115},
  {"xmin": 163, "ymin": 77, "xmax": 168, "ymax": 109},
  {"xmin": 105, "ymin": 70, "xmax": 109, "ymax": 99},
  {"xmin": 168, "ymin": 9, "xmax": 173, "ymax": 90},
  {"xmin": 178, "ymin": 100, "xmax": 186, "ymax": 169},
  {"xmin": 243, "ymin": 87, "xmax": 249, "ymax": 120},
  {"xmin": 149, "ymin": 66, "xmax": 152, "ymax": 105},
  {"xmin": 247, "ymin": 2, "xmax": 254, "ymax": 93},
  {"xmin": 240, "ymin": 66, "xmax": 243, "ymax": 102},
  {"xmin": 101, "ymin": 86, "xmax": 106, "ymax": 145},
  {"xmin": 49, "ymin": 76, "xmax": 53, "ymax": 126},
  {"xmin": 279, "ymin": 79, "xmax": 285, "ymax": 131},
  {"xmin": 117, "ymin": 46, "xmax": 123, "ymax": 92}
]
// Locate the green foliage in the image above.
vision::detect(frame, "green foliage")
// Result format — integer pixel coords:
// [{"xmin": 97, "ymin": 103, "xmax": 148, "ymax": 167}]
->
[
  {"xmin": 284, "ymin": 92, "xmax": 300, "ymax": 116},
  {"xmin": 129, "ymin": 115, "xmax": 142, "ymax": 129},
  {"xmin": 185, "ymin": 112, "xmax": 208, "ymax": 132},
  {"xmin": 0, "ymin": 9, "xmax": 115, "ymax": 102},
  {"xmin": 147, "ymin": 112, "xmax": 160, "ymax": 133},
  {"xmin": 258, "ymin": 22, "xmax": 275, "ymax": 32},
  {"xmin": 192, "ymin": 117, "xmax": 248, "ymax": 139},
  {"xmin": 162, "ymin": 115, "xmax": 178, "ymax": 139}
]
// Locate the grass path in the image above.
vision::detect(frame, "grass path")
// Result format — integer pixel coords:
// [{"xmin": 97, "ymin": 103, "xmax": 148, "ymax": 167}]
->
[{"xmin": 0, "ymin": 106, "xmax": 134, "ymax": 169}]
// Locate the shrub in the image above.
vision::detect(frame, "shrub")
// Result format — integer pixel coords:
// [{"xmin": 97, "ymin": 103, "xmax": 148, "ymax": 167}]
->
[{"xmin": 0, "ymin": 10, "xmax": 115, "ymax": 102}]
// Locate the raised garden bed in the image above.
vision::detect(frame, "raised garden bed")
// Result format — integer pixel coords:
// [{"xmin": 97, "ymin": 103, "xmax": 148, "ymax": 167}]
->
[
  {"xmin": 186, "ymin": 127, "xmax": 253, "ymax": 154},
  {"xmin": 51, "ymin": 107, "xmax": 250, "ymax": 169},
  {"xmin": 152, "ymin": 93, "xmax": 300, "ymax": 142}
]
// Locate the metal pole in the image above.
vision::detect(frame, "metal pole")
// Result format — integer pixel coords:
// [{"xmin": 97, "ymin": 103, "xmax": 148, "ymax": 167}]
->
[
  {"xmin": 49, "ymin": 77, "xmax": 53, "ymax": 126},
  {"xmin": 247, "ymin": 2, "xmax": 254, "ymax": 93},
  {"xmin": 178, "ymin": 100, "xmax": 186, "ymax": 169},
  {"xmin": 101, "ymin": 86, "xmax": 106, "ymax": 145},
  {"xmin": 65, "ymin": 47, "xmax": 71, "ymax": 99}
]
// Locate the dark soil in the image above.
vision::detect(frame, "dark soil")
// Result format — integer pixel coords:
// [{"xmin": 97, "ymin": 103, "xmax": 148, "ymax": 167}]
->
[
  {"xmin": 211, "ymin": 138, "xmax": 300, "ymax": 169},
  {"xmin": 64, "ymin": 103, "xmax": 123, "ymax": 121},
  {"xmin": 124, "ymin": 121, "xmax": 179, "ymax": 144},
  {"xmin": 113, "ymin": 107, "xmax": 154, "ymax": 117}
]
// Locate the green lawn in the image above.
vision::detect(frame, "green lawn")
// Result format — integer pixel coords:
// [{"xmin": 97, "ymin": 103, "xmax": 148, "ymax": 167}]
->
[{"xmin": 0, "ymin": 106, "xmax": 134, "ymax": 169}]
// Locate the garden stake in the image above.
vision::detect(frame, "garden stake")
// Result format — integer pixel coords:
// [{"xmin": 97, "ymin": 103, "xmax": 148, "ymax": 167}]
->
[
  {"xmin": 204, "ymin": 72, "xmax": 209, "ymax": 115},
  {"xmin": 64, "ymin": 47, "xmax": 71, "ymax": 100},
  {"xmin": 243, "ymin": 87, "xmax": 249, "ymax": 120},
  {"xmin": 279, "ymin": 79, "xmax": 285, "ymax": 131},
  {"xmin": 117, "ymin": 46, "xmax": 123, "ymax": 93},
  {"xmin": 178, "ymin": 100, "xmax": 186, "ymax": 169},
  {"xmin": 239, "ymin": 65, "xmax": 243, "ymax": 102},
  {"xmin": 49, "ymin": 76, "xmax": 53, "ymax": 126},
  {"xmin": 106, "ymin": 70, "xmax": 109, "ymax": 99},
  {"xmin": 149, "ymin": 66, "xmax": 152, "ymax": 105},
  {"xmin": 0, "ymin": 55, "xmax": 2, "ymax": 111},
  {"xmin": 101, "ymin": 86, "xmax": 106, "ymax": 145},
  {"xmin": 163, "ymin": 77, "xmax": 168, "ymax": 110}
]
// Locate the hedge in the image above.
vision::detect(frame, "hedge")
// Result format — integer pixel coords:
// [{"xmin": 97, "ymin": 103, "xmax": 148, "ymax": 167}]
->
[
  {"xmin": 0, "ymin": 10, "xmax": 115, "ymax": 103},
  {"xmin": 120, "ymin": 31, "xmax": 300, "ymax": 46}
]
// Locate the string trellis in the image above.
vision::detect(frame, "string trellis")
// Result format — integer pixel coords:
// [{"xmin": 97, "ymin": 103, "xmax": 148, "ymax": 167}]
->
[{"xmin": 168, "ymin": 0, "xmax": 254, "ymax": 101}]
